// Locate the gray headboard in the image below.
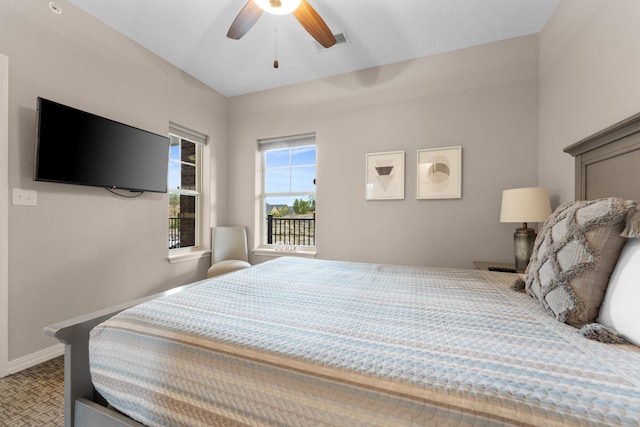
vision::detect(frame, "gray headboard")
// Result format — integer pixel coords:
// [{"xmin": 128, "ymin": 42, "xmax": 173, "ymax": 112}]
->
[{"xmin": 564, "ymin": 113, "xmax": 640, "ymax": 202}]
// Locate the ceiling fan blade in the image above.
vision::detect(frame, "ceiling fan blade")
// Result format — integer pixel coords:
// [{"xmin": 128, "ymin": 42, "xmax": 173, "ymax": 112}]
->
[
  {"xmin": 227, "ymin": 1, "xmax": 264, "ymax": 40},
  {"xmin": 292, "ymin": 0, "xmax": 336, "ymax": 48}
]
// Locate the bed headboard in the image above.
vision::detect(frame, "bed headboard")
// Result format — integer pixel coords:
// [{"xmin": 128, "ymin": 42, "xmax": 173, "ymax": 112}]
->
[{"xmin": 564, "ymin": 113, "xmax": 640, "ymax": 202}]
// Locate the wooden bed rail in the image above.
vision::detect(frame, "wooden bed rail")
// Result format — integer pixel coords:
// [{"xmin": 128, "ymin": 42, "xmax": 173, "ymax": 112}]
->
[{"xmin": 44, "ymin": 282, "xmax": 195, "ymax": 427}]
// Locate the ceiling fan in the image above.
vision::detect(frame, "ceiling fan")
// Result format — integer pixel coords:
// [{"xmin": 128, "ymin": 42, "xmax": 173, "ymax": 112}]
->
[{"xmin": 227, "ymin": 0, "xmax": 337, "ymax": 49}]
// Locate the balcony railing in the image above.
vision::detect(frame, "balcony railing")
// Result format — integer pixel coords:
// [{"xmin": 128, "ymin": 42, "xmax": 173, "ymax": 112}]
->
[
  {"xmin": 169, "ymin": 217, "xmax": 180, "ymax": 249},
  {"xmin": 170, "ymin": 215, "xmax": 316, "ymax": 249},
  {"xmin": 267, "ymin": 214, "xmax": 315, "ymax": 246}
]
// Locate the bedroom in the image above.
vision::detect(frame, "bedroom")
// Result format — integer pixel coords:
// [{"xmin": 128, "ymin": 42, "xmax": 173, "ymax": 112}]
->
[{"xmin": 0, "ymin": 0, "xmax": 639, "ymax": 397}]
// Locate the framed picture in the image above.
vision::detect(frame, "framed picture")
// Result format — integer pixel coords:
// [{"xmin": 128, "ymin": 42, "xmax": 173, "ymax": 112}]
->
[
  {"xmin": 366, "ymin": 151, "xmax": 405, "ymax": 200},
  {"xmin": 417, "ymin": 146, "xmax": 462, "ymax": 199}
]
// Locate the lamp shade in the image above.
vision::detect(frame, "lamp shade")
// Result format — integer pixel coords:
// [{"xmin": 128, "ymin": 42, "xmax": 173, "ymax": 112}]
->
[
  {"xmin": 500, "ymin": 187, "xmax": 552, "ymax": 223},
  {"xmin": 253, "ymin": 0, "xmax": 302, "ymax": 15}
]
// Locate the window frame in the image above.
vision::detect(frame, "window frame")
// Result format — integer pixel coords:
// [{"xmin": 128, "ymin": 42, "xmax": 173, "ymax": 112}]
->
[
  {"xmin": 168, "ymin": 124, "xmax": 206, "ymax": 254},
  {"xmin": 258, "ymin": 134, "xmax": 316, "ymax": 251}
]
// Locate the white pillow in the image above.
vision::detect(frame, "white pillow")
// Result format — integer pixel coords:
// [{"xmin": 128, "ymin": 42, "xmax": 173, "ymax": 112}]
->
[{"xmin": 598, "ymin": 238, "xmax": 640, "ymax": 345}]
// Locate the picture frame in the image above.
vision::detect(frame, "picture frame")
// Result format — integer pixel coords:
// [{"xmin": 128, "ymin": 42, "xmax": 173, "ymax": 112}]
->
[
  {"xmin": 366, "ymin": 151, "xmax": 405, "ymax": 200},
  {"xmin": 417, "ymin": 146, "xmax": 462, "ymax": 199}
]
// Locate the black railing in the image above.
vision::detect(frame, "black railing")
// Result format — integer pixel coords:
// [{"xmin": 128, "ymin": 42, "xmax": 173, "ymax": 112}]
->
[
  {"xmin": 170, "ymin": 215, "xmax": 316, "ymax": 249},
  {"xmin": 267, "ymin": 214, "xmax": 315, "ymax": 246},
  {"xmin": 169, "ymin": 217, "xmax": 180, "ymax": 249}
]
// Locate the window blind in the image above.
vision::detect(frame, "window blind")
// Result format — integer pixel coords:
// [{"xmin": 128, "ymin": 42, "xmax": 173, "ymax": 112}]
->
[
  {"xmin": 169, "ymin": 123, "xmax": 207, "ymax": 145},
  {"xmin": 258, "ymin": 134, "xmax": 315, "ymax": 152}
]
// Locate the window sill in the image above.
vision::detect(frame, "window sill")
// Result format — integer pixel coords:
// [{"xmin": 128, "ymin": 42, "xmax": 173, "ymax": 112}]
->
[
  {"xmin": 252, "ymin": 248, "xmax": 317, "ymax": 259},
  {"xmin": 167, "ymin": 249, "xmax": 211, "ymax": 264}
]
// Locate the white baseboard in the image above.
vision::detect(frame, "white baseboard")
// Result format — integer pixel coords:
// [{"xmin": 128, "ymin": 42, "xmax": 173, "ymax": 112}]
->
[{"xmin": 7, "ymin": 343, "xmax": 64, "ymax": 375}]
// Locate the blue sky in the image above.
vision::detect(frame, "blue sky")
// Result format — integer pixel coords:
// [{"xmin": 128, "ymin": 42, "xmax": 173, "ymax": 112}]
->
[
  {"xmin": 265, "ymin": 146, "xmax": 316, "ymax": 195},
  {"xmin": 168, "ymin": 143, "xmax": 316, "ymax": 202},
  {"xmin": 168, "ymin": 138, "xmax": 181, "ymax": 189}
]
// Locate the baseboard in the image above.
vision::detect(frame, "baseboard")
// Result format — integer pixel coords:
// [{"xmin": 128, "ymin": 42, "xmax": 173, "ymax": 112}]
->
[{"xmin": 7, "ymin": 343, "xmax": 64, "ymax": 374}]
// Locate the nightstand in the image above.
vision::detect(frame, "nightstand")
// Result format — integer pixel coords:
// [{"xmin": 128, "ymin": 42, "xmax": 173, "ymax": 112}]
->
[{"xmin": 473, "ymin": 261, "xmax": 516, "ymax": 272}]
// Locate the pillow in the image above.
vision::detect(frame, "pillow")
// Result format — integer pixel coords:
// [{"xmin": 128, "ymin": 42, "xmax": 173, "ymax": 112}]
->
[
  {"xmin": 524, "ymin": 198, "xmax": 637, "ymax": 327},
  {"xmin": 597, "ymin": 238, "xmax": 640, "ymax": 345},
  {"xmin": 621, "ymin": 204, "xmax": 640, "ymax": 238}
]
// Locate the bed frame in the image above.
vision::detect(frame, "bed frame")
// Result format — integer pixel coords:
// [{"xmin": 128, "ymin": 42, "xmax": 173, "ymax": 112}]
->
[
  {"xmin": 46, "ymin": 113, "xmax": 640, "ymax": 427},
  {"xmin": 44, "ymin": 284, "xmax": 196, "ymax": 427},
  {"xmin": 564, "ymin": 112, "xmax": 640, "ymax": 201}
]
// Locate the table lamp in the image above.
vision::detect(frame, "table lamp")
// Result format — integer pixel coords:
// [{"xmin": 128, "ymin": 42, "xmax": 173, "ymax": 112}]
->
[{"xmin": 500, "ymin": 187, "xmax": 552, "ymax": 273}]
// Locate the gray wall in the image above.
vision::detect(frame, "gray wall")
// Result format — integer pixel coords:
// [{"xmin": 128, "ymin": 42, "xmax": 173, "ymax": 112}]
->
[
  {"xmin": 228, "ymin": 35, "xmax": 540, "ymax": 268},
  {"xmin": 538, "ymin": 0, "xmax": 640, "ymax": 204},
  {"xmin": 5, "ymin": 0, "xmax": 640, "ymax": 365},
  {"xmin": 1, "ymin": 1, "xmax": 227, "ymax": 360}
]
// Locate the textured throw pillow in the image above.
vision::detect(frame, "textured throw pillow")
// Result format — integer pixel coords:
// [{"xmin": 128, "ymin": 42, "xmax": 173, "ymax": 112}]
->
[{"xmin": 525, "ymin": 198, "xmax": 638, "ymax": 328}]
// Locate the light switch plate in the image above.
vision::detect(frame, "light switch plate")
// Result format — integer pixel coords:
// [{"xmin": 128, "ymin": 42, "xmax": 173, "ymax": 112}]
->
[{"xmin": 12, "ymin": 188, "xmax": 37, "ymax": 206}]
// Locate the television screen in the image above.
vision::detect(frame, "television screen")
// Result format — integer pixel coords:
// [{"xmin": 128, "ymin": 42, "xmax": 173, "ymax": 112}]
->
[{"xmin": 34, "ymin": 97, "xmax": 170, "ymax": 193}]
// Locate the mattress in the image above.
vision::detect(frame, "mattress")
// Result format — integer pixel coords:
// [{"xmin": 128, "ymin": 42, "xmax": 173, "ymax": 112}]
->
[{"xmin": 89, "ymin": 257, "xmax": 640, "ymax": 426}]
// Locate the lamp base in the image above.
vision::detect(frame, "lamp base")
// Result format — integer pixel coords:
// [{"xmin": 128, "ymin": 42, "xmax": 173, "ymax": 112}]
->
[{"xmin": 513, "ymin": 227, "xmax": 537, "ymax": 273}]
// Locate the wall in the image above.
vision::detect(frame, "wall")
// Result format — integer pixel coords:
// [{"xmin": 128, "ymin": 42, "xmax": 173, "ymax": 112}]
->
[
  {"xmin": 538, "ymin": 0, "xmax": 640, "ymax": 205},
  {"xmin": 9, "ymin": 0, "xmax": 628, "ymax": 364},
  {"xmin": 228, "ymin": 35, "xmax": 540, "ymax": 268},
  {"xmin": 0, "ymin": 1, "xmax": 227, "ymax": 362}
]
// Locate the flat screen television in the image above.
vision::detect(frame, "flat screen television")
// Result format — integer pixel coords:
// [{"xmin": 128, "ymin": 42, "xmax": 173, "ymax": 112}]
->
[{"xmin": 34, "ymin": 97, "xmax": 170, "ymax": 193}]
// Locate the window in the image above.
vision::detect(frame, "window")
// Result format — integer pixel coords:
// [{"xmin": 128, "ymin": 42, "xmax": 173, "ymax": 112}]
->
[
  {"xmin": 168, "ymin": 124, "xmax": 205, "ymax": 250},
  {"xmin": 259, "ymin": 135, "xmax": 316, "ymax": 249}
]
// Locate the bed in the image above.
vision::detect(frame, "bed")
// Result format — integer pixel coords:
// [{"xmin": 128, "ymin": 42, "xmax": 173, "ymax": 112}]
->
[{"xmin": 45, "ymin": 114, "xmax": 640, "ymax": 427}]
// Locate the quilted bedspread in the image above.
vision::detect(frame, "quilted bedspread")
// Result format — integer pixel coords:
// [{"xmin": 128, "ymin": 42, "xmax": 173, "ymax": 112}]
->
[{"xmin": 89, "ymin": 257, "xmax": 640, "ymax": 426}]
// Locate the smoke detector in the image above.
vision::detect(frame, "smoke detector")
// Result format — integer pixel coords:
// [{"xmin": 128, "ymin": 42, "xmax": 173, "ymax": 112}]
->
[{"xmin": 49, "ymin": 2, "xmax": 62, "ymax": 14}]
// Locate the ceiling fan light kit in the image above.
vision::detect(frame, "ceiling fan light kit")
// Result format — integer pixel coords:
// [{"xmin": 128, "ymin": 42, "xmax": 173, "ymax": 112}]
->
[
  {"xmin": 227, "ymin": 0, "xmax": 336, "ymax": 49},
  {"xmin": 253, "ymin": 0, "xmax": 302, "ymax": 15}
]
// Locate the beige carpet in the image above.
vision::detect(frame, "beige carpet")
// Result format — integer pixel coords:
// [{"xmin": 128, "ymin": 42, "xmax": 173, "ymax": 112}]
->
[{"xmin": 0, "ymin": 356, "xmax": 64, "ymax": 426}]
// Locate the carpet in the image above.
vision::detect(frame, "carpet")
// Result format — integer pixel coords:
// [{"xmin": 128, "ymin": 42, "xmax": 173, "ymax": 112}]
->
[{"xmin": 0, "ymin": 357, "xmax": 64, "ymax": 426}]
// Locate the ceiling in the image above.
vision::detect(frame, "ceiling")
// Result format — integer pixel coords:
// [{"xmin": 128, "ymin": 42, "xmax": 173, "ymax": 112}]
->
[{"xmin": 66, "ymin": 0, "xmax": 559, "ymax": 97}]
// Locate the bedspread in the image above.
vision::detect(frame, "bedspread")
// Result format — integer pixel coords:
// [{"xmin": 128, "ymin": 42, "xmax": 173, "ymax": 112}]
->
[{"xmin": 89, "ymin": 257, "xmax": 640, "ymax": 426}]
